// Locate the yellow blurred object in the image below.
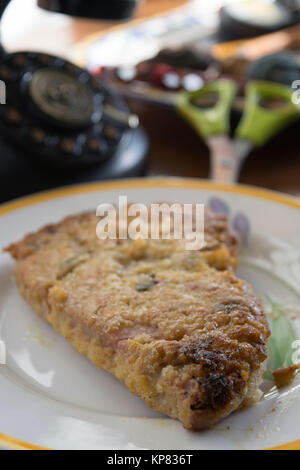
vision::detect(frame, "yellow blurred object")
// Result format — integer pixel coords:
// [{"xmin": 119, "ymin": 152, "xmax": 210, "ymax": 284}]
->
[{"xmin": 212, "ymin": 24, "xmax": 300, "ymax": 61}]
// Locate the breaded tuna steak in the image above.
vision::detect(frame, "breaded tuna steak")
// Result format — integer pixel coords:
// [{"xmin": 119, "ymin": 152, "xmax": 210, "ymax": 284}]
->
[{"xmin": 5, "ymin": 210, "xmax": 269, "ymax": 429}]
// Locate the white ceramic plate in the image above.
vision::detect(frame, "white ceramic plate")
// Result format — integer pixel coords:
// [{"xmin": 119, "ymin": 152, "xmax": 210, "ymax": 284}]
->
[{"xmin": 1, "ymin": 178, "xmax": 300, "ymax": 450}]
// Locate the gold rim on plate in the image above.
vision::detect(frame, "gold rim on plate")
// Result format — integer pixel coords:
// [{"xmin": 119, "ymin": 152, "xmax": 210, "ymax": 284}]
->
[{"xmin": 1, "ymin": 177, "xmax": 300, "ymax": 450}]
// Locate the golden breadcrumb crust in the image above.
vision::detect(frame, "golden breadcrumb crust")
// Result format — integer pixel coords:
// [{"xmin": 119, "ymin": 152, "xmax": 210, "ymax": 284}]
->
[{"xmin": 5, "ymin": 210, "xmax": 269, "ymax": 429}]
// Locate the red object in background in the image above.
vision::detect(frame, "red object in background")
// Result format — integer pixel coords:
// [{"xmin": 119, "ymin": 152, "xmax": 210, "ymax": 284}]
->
[
  {"xmin": 149, "ymin": 63, "xmax": 174, "ymax": 88},
  {"xmin": 91, "ymin": 66, "xmax": 103, "ymax": 77},
  {"xmin": 100, "ymin": 62, "xmax": 208, "ymax": 92}
]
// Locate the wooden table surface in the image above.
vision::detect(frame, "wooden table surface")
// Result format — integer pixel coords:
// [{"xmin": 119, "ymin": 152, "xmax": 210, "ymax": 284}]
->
[{"xmin": 3, "ymin": 0, "xmax": 300, "ymax": 197}]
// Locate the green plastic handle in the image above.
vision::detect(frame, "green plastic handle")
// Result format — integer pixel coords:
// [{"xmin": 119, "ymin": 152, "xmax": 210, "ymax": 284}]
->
[
  {"xmin": 176, "ymin": 79, "xmax": 237, "ymax": 140},
  {"xmin": 236, "ymin": 80, "xmax": 300, "ymax": 147}
]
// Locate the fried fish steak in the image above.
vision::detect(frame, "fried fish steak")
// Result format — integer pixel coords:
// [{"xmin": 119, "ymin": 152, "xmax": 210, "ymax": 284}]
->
[{"xmin": 5, "ymin": 210, "xmax": 269, "ymax": 429}]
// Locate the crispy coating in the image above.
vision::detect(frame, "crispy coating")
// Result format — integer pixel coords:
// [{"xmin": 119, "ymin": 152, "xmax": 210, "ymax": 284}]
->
[
  {"xmin": 272, "ymin": 364, "xmax": 300, "ymax": 388},
  {"xmin": 5, "ymin": 209, "xmax": 269, "ymax": 429}
]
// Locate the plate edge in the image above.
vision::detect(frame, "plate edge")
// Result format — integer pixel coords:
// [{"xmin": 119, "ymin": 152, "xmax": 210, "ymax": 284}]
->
[{"xmin": 1, "ymin": 176, "xmax": 300, "ymax": 450}]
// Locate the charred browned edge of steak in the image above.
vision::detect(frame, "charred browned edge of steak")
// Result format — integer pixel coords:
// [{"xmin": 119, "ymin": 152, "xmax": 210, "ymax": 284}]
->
[{"xmin": 180, "ymin": 333, "xmax": 267, "ymax": 412}]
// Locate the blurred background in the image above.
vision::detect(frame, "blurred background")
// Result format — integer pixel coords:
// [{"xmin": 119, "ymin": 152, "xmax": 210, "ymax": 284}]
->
[{"xmin": 1, "ymin": 0, "xmax": 300, "ymax": 201}]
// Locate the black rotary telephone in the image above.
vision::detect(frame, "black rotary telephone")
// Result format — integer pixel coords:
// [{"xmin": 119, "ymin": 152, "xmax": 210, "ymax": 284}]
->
[{"xmin": 0, "ymin": 0, "xmax": 148, "ymax": 202}]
